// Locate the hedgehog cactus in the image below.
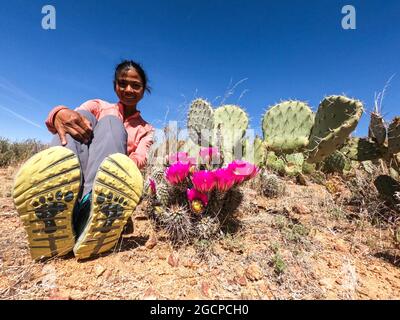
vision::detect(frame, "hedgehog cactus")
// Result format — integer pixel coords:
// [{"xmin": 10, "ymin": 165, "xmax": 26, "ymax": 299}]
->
[
  {"xmin": 260, "ymin": 172, "xmax": 286, "ymax": 198},
  {"xmin": 262, "ymin": 101, "xmax": 314, "ymax": 153},
  {"xmin": 321, "ymin": 151, "xmax": 347, "ymax": 174},
  {"xmin": 307, "ymin": 95, "xmax": 364, "ymax": 163},
  {"xmin": 195, "ymin": 216, "xmax": 220, "ymax": 240},
  {"xmin": 160, "ymin": 204, "xmax": 193, "ymax": 243}
]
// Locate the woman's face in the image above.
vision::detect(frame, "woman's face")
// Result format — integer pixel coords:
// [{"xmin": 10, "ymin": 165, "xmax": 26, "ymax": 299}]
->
[{"xmin": 114, "ymin": 68, "xmax": 145, "ymax": 107}]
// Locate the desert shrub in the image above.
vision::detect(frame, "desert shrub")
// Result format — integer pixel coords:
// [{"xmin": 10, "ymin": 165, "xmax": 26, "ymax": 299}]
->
[{"xmin": 0, "ymin": 137, "xmax": 47, "ymax": 167}]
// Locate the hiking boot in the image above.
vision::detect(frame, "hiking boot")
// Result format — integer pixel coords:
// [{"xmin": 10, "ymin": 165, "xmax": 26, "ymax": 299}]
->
[
  {"xmin": 73, "ymin": 153, "xmax": 143, "ymax": 260},
  {"xmin": 12, "ymin": 146, "xmax": 81, "ymax": 261}
]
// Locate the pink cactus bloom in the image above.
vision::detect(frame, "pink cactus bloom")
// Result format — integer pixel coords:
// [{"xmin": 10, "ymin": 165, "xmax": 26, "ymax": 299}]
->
[
  {"xmin": 165, "ymin": 162, "xmax": 190, "ymax": 185},
  {"xmin": 199, "ymin": 147, "xmax": 221, "ymax": 164},
  {"xmin": 149, "ymin": 178, "xmax": 156, "ymax": 194},
  {"xmin": 214, "ymin": 168, "xmax": 236, "ymax": 192},
  {"xmin": 227, "ymin": 160, "xmax": 259, "ymax": 184},
  {"xmin": 191, "ymin": 170, "xmax": 216, "ymax": 193},
  {"xmin": 168, "ymin": 152, "xmax": 196, "ymax": 165},
  {"xmin": 187, "ymin": 188, "xmax": 209, "ymax": 206}
]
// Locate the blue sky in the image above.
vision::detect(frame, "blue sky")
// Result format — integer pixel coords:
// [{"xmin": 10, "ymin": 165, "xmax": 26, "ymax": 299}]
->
[{"xmin": 0, "ymin": 0, "xmax": 399, "ymax": 143}]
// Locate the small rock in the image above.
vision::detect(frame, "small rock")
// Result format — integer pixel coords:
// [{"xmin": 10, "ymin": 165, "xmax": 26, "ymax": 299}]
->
[
  {"xmin": 183, "ymin": 259, "xmax": 195, "ymax": 268},
  {"xmin": 234, "ymin": 276, "xmax": 247, "ymax": 287},
  {"xmin": 103, "ymin": 270, "xmax": 113, "ymax": 280},
  {"xmin": 167, "ymin": 252, "xmax": 179, "ymax": 267},
  {"xmin": 94, "ymin": 264, "xmax": 106, "ymax": 277},
  {"xmin": 258, "ymin": 283, "xmax": 269, "ymax": 294},
  {"xmin": 245, "ymin": 264, "xmax": 263, "ymax": 281},
  {"xmin": 145, "ymin": 235, "xmax": 157, "ymax": 249},
  {"xmin": 200, "ymin": 281, "xmax": 211, "ymax": 298},
  {"xmin": 296, "ymin": 174, "xmax": 308, "ymax": 186},
  {"xmin": 143, "ymin": 287, "xmax": 159, "ymax": 300},
  {"xmin": 292, "ymin": 203, "xmax": 311, "ymax": 215}
]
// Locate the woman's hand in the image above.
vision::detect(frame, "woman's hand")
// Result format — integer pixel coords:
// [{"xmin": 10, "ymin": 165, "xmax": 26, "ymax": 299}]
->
[{"xmin": 54, "ymin": 109, "xmax": 93, "ymax": 145}]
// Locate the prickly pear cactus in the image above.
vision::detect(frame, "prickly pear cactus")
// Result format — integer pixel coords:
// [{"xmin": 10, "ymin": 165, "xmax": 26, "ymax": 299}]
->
[
  {"xmin": 284, "ymin": 153, "xmax": 304, "ymax": 176},
  {"xmin": 307, "ymin": 95, "xmax": 363, "ymax": 163},
  {"xmin": 341, "ymin": 138, "xmax": 387, "ymax": 161},
  {"xmin": 265, "ymin": 151, "xmax": 285, "ymax": 174},
  {"xmin": 213, "ymin": 105, "xmax": 249, "ymax": 164},
  {"xmin": 262, "ymin": 101, "xmax": 314, "ymax": 153},
  {"xmin": 243, "ymin": 136, "xmax": 266, "ymax": 167},
  {"xmin": 187, "ymin": 99, "xmax": 214, "ymax": 146},
  {"xmin": 369, "ymin": 112, "xmax": 387, "ymax": 146},
  {"xmin": 388, "ymin": 117, "xmax": 400, "ymax": 155},
  {"xmin": 179, "ymin": 138, "xmax": 202, "ymax": 159}
]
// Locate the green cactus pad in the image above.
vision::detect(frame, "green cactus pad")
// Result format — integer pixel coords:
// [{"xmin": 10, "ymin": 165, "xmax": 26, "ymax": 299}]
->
[
  {"xmin": 187, "ymin": 99, "xmax": 214, "ymax": 146},
  {"xmin": 266, "ymin": 151, "xmax": 286, "ymax": 174},
  {"xmin": 179, "ymin": 138, "xmax": 201, "ymax": 159},
  {"xmin": 388, "ymin": 117, "xmax": 400, "ymax": 155},
  {"xmin": 341, "ymin": 137, "xmax": 387, "ymax": 161},
  {"xmin": 243, "ymin": 136, "xmax": 266, "ymax": 167},
  {"xmin": 262, "ymin": 100, "xmax": 314, "ymax": 153},
  {"xmin": 213, "ymin": 105, "xmax": 249, "ymax": 164},
  {"xmin": 368, "ymin": 112, "xmax": 387, "ymax": 146},
  {"xmin": 307, "ymin": 95, "xmax": 363, "ymax": 163}
]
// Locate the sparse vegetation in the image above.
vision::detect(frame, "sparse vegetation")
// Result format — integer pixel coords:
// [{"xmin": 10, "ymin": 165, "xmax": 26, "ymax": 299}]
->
[{"xmin": 0, "ymin": 137, "xmax": 46, "ymax": 167}]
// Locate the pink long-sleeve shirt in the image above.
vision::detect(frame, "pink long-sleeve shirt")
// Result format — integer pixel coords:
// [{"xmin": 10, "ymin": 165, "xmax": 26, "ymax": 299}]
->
[{"xmin": 45, "ymin": 99, "xmax": 154, "ymax": 169}]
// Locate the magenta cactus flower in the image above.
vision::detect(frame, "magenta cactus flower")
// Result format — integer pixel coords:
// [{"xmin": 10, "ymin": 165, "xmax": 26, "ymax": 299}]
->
[
  {"xmin": 199, "ymin": 147, "xmax": 221, "ymax": 164},
  {"xmin": 187, "ymin": 188, "xmax": 209, "ymax": 206},
  {"xmin": 214, "ymin": 168, "xmax": 236, "ymax": 192},
  {"xmin": 165, "ymin": 162, "xmax": 190, "ymax": 185},
  {"xmin": 149, "ymin": 178, "xmax": 156, "ymax": 194},
  {"xmin": 191, "ymin": 170, "xmax": 216, "ymax": 193},
  {"xmin": 168, "ymin": 152, "xmax": 196, "ymax": 165},
  {"xmin": 187, "ymin": 188, "xmax": 208, "ymax": 214},
  {"xmin": 227, "ymin": 160, "xmax": 259, "ymax": 184}
]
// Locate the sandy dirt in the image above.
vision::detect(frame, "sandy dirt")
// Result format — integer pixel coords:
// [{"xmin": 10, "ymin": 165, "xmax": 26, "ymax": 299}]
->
[{"xmin": 0, "ymin": 166, "xmax": 399, "ymax": 300}]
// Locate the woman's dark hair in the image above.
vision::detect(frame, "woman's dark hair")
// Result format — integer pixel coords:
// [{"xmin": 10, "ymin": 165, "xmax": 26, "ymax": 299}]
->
[{"xmin": 114, "ymin": 60, "xmax": 151, "ymax": 94}]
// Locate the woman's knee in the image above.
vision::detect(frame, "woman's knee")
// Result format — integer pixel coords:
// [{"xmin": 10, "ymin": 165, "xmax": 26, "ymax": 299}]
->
[
  {"xmin": 76, "ymin": 110, "xmax": 97, "ymax": 128},
  {"xmin": 97, "ymin": 115, "xmax": 127, "ymax": 139}
]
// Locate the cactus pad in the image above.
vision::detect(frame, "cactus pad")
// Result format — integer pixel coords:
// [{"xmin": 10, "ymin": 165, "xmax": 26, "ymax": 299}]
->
[
  {"xmin": 213, "ymin": 105, "xmax": 249, "ymax": 164},
  {"xmin": 341, "ymin": 138, "xmax": 387, "ymax": 161},
  {"xmin": 262, "ymin": 100, "xmax": 314, "ymax": 153},
  {"xmin": 243, "ymin": 136, "xmax": 265, "ymax": 167},
  {"xmin": 187, "ymin": 99, "xmax": 214, "ymax": 146},
  {"xmin": 307, "ymin": 95, "xmax": 363, "ymax": 163}
]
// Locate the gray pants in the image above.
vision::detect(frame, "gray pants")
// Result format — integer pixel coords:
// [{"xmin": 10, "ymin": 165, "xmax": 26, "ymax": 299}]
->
[{"xmin": 51, "ymin": 110, "xmax": 128, "ymax": 200}]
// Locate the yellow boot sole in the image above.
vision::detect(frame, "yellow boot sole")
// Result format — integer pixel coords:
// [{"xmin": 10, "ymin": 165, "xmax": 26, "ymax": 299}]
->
[
  {"xmin": 13, "ymin": 146, "xmax": 81, "ymax": 261},
  {"xmin": 73, "ymin": 153, "xmax": 143, "ymax": 260}
]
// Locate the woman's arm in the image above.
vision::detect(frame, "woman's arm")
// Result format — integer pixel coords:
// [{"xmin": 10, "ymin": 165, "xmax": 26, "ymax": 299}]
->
[{"xmin": 45, "ymin": 100, "xmax": 99, "ymax": 145}]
